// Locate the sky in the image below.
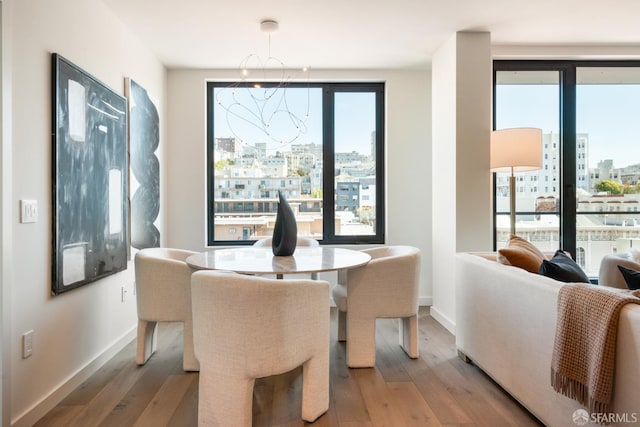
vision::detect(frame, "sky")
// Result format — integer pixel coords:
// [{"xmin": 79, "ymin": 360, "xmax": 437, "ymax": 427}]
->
[
  {"xmin": 214, "ymin": 79, "xmax": 640, "ymax": 169},
  {"xmin": 213, "ymin": 86, "xmax": 375, "ymax": 155},
  {"xmin": 496, "ymin": 83, "xmax": 640, "ymax": 169}
]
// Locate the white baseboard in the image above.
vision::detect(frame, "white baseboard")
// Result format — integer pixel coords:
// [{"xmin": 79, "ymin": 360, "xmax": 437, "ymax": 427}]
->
[
  {"xmin": 418, "ymin": 296, "xmax": 433, "ymax": 307},
  {"xmin": 429, "ymin": 306, "xmax": 456, "ymax": 335},
  {"xmin": 12, "ymin": 326, "xmax": 137, "ymax": 427}
]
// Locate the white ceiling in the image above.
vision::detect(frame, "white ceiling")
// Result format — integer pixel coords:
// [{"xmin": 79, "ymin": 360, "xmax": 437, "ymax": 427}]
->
[{"xmin": 102, "ymin": 0, "xmax": 640, "ymax": 70}]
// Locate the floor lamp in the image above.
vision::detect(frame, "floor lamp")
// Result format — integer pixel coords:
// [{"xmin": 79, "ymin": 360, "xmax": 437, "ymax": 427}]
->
[{"xmin": 490, "ymin": 128, "xmax": 542, "ymax": 236}]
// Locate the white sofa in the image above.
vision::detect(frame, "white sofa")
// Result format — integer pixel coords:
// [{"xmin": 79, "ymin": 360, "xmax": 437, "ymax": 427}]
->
[{"xmin": 455, "ymin": 252, "xmax": 640, "ymax": 427}]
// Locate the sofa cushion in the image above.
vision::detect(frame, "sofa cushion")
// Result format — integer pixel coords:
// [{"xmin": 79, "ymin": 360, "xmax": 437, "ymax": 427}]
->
[
  {"xmin": 539, "ymin": 250, "xmax": 590, "ymax": 283},
  {"xmin": 497, "ymin": 235, "xmax": 546, "ymax": 273},
  {"xmin": 617, "ymin": 265, "xmax": 640, "ymax": 290}
]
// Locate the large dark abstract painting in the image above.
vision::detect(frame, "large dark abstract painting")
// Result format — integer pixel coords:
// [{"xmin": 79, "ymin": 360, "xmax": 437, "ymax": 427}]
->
[
  {"xmin": 52, "ymin": 54, "xmax": 128, "ymax": 295},
  {"xmin": 126, "ymin": 78, "xmax": 160, "ymax": 249}
]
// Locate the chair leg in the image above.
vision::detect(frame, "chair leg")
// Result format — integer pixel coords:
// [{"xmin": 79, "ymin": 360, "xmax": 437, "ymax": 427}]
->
[
  {"xmin": 346, "ymin": 315, "xmax": 377, "ymax": 368},
  {"xmin": 337, "ymin": 310, "xmax": 347, "ymax": 342},
  {"xmin": 182, "ymin": 317, "xmax": 199, "ymax": 371},
  {"xmin": 399, "ymin": 314, "xmax": 419, "ymax": 358},
  {"xmin": 136, "ymin": 319, "xmax": 158, "ymax": 365},
  {"xmin": 301, "ymin": 352, "xmax": 329, "ymax": 422},
  {"xmin": 198, "ymin": 371, "xmax": 254, "ymax": 427}
]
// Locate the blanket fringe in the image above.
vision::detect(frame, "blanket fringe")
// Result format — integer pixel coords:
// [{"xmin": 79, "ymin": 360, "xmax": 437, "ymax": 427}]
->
[
  {"xmin": 551, "ymin": 368, "xmax": 611, "ymax": 423},
  {"xmin": 551, "ymin": 369, "xmax": 588, "ymax": 406}
]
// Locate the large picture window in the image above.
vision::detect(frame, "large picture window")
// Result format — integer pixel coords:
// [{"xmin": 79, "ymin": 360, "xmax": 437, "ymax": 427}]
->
[
  {"xmin": 206, "ymin": 82, "xmax": 385, "ymax": 246},
  {"xmin": 494, "ymin": 61, "xmax": 640, "ymax": 277}
]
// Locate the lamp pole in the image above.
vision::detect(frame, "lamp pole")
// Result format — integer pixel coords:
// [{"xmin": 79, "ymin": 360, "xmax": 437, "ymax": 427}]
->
[{"xmin": 510, "ymin": 166, "xmax": 516, "ymax": 236}]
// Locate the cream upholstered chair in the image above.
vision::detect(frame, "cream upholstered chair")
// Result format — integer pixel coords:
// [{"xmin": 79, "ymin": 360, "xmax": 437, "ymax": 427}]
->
[
  {"xmin": 134, "ymin": 247, "xmax": 199, "ymax": 371},
  {"xmin": 252, "ymin": 236, "xmax": 319, "ymax": 247},
  {"xmin": 191, "ymin": 271, "xmax": 330, "ymax": 426},
  {"xmin": 332, "ymin": 245, "xmax": 421, "ymax": 368},
  {"xmin": 599, "ymin": 248, "xmax": 640, "ymax": 289}
]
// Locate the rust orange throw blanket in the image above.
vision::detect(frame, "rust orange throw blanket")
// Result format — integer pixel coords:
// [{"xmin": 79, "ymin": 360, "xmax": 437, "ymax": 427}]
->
[{"xmin": 551, "ymin": 284, "xmax": 640, "ymax": 415}]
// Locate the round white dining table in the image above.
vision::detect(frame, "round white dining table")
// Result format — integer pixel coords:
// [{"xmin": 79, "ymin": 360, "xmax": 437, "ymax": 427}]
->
[{"xmin": 186, "ymin": 246, "xmax": 371, "ymax": 279}]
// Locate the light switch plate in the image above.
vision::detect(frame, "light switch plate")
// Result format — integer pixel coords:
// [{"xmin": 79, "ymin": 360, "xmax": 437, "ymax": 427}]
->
[
  {"xmin": 20, "ymin": 200, "xmax": 38, "ymax": 223},
  {"xmin": 23, "ymin": 330, "xmax": 34, "ymax": 358}
]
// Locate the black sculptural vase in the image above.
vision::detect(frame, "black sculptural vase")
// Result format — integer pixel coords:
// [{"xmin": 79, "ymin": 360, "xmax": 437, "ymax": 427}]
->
[{"xmin": 272, "ymin": 191, "xmax": 298, "ymax": 256}]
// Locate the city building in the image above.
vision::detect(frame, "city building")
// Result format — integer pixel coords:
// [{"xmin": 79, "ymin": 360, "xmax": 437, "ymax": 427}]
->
[{"xmin": 495, "ymin": 132, "xmax": 589, "ymax": 212}]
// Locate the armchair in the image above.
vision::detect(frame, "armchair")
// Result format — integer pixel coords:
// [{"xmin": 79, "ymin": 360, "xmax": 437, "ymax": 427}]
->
[
  {"xmin": 599, "ymin": 248, "xmax": 640, "ymax": 288},
  {"xmin": 332, "ymin": 246, "xmax": 421, "ymax": 368},
  {"xmin": 134, "ymin": 247, "xmax": 199, "ymax": 371},
  {"xmin": 191, "ymin": 271, "xmax": 330, "ymax": 425}
]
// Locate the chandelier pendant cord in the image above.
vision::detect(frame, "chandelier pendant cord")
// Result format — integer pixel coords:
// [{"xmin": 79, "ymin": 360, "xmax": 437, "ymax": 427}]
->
[{"xmin": 215, "ymin": 19, "xmax": 311, "ymax": 148}]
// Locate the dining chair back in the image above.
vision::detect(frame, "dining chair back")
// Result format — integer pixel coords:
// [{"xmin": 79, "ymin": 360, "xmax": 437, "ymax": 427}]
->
[
  {"xmin": 252, "ymin": 236, "xmax": 319, "ymax": 247},
  {"xmin": 191, "ymin": 271, "xmax": 330, "ymax": 426},
  {"xmin": 253, "ymin": 236, "xmax": 320, "ymax": 278}
]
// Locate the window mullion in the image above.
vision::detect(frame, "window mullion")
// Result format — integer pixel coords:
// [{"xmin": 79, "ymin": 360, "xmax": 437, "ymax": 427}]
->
[
  {"xmin": 374, "ymin": 88, "xmax": 385, "ymax": 242},
  {"xmin": 322, "ymin": 86, "xmax": 335, "ymax": 242},
  {"xmin": 560, "ymin": 66, "xmax": 577, "ymax": 257}
]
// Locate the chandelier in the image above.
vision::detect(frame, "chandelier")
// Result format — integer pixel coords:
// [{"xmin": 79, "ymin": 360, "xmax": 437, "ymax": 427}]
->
[{"xmin": 215, "ymin": 19, "xmax": 311, "ymax": 147}]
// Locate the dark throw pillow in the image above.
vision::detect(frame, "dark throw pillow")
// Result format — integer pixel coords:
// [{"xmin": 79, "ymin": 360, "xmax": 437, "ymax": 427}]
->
[
  {"xmin": 617, "ymin": 265, "xmax": 640, "ymax": 290},
  {"xmin": 539, "ymin": 250, "xmax": 590, "ymax": 283}
]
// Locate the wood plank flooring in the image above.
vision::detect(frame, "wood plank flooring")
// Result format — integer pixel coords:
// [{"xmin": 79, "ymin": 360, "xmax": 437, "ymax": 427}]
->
[{"xmin": 35, "ymin": 308, "xmax": 543, "ymax": 427}]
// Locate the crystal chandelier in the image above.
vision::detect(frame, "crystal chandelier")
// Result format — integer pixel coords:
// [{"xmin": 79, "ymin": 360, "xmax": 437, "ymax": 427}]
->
[{"xmin": 215, "ymin": 19, "xmax": 310, "ymax": 147}]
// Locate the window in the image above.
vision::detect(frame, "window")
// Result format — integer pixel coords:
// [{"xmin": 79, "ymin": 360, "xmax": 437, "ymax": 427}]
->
[
  {"xmin": 576, "ymin": 247, "xmax": 586, "ymax": 268},
  {"xmin": 206, "ymin": 82, "xmax": 385, "ymax": 245},
  {"xmin": 494, "ymin": 61, "xmax": 640, "ymax": 277}
]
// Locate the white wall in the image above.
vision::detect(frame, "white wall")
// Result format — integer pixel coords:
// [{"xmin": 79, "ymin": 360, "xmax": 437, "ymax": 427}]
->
[
  {"xmin": 1, "ymin": 2, "xmax": 14, "ymax": 424},
  {"xmin": 455, "ymin": 33, "xmax": 493, "ymax": 252},
  {"xmin": 431, "ymin": 35, "xmax": 458, "ymax": 332},
  {"xmin": 166, "ymin": 69, "xmax": 433, "ymax": 303},
  {"xmin": 3, "ymin": 0, "xmax": 166, "ymax": 424},
  {"xmin": 431, "ymin": 32, "xmax": 493, "ymax": 333}
]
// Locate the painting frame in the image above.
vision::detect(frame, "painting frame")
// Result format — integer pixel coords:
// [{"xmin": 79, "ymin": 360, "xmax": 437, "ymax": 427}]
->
[{"xmin": 51, "ymin": 53, "xmax": 129, "ymax": 295}]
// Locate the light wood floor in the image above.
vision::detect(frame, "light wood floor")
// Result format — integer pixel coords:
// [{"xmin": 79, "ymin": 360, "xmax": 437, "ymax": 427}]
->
[{"xmin": 36, "ymin": 308, "xmax": 543, "ymax": 427}]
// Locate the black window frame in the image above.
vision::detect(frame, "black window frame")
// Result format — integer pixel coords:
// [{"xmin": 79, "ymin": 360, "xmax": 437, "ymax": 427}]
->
[
  {"xmin": 493, "ymin": 60, "xmax": 640, "ymax": 260},
  {"xmin": 206, "ymin": 81, "xmax": 385, "ymax": 246}
]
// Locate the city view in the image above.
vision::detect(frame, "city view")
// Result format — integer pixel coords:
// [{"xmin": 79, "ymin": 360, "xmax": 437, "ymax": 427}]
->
[
  {"xmin": 496, "ymin": 68, "xmax": 640, "ymax": 276},
  {"xmin": 209, "ymin": 73, "xmax": 640, "ymax": 276},
  {"xmin": 210, "ymin": 85, "xmax": 379, "ymax": 242},
  {"xmin": 495, "ymin": 131, "xmax": 640, "ymax": 275}
]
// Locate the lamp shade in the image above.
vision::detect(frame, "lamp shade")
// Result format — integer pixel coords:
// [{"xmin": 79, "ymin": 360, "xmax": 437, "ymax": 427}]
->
[{"xmin": 490, "ymin": 127, "xmax": 542, "ymax": 173}]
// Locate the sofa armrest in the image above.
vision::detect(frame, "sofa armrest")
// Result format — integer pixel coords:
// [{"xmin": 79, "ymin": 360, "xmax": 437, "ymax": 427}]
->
[{"xmin": 599, "ymin": 250, "xmax": 640, "ymax": 289}]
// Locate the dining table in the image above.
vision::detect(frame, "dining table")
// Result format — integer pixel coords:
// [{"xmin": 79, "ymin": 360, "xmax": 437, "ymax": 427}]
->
[{"xmin": 186, "ymin": 246, "xmax": 371, "ymax": 279}]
